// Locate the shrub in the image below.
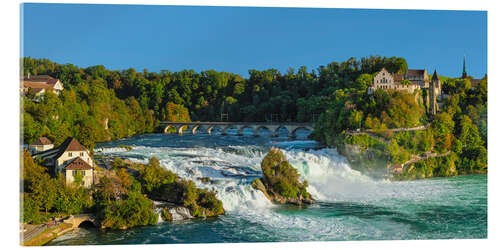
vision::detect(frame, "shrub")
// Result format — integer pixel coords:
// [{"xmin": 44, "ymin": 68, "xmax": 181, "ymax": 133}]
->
[
  {"xmin": 100, "ymin": 190, "xmax": 158, "ymax": 230},
  {"xmin": 258, "ymin": 147, "xmax": 312, "ymax": 200},
  {"xmin": 161, "ymin": 207, "xmax": 172, "ymax": 221}
]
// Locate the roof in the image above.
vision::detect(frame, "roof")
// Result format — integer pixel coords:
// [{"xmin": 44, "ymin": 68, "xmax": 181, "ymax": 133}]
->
[
  {"xmin": 22, "ymin": 81, "xmax": 52, "ymax": 91},
  {"xmin": 470, "ymin": 79, "xmax": 481, "ymax": 87},
  {"xmin": 33, "ymin": 137, "xmax": 88, "ymax": 160},
  {"xmin": 432, "ymin": 70, "xmax": 439, "ymax": 81},
  {"xmin": 59, "ymin": 137, "xmax": 88, "ymax": 152},
  {"xmin": 406, "ymin": 69, "xmax": 426, "ymax": 77},
  {"xmin": 64, "ymin": 157, "xmax": 92, "ymax": 170},
  {"xmin": 23, "ymin": 75, "xmax": 59, "ymax": 86},
  {"xmin": 392, "ymin": 74, "xmax": 404, "ymax": 81},
  {"xmin": 33, "ymin": 137, "xmax": 52, "ymax": 145}
]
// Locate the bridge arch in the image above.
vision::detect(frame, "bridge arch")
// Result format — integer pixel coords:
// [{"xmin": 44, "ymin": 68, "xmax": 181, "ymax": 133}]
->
[
  {"xmin": 290, "ymin": 126, "xmax": 313, "ymax": 138},
  {"xmin": 177, "ymin": 125, "xmax": 189, "ymax": 134},
  {"xmin": 78, "ymin": 220, "xmax": 96, "ymax": 228},
  {"xmin": 63, "ymin": 214, "xmax": 98, "ymax": 229},
  {"xmin": 191, "ymin": 125, "xmax": 200, "ymax": 135},
  {"xmin": 206, "ymin": 125, "xmax": 215, "ymax": 134},
  {"xmin": 222, "ymin": 124, "xmax": 239, "ymax": 136},
  {"xmin": 237, "ymin": 125, "xmax": 253, "ymax": 136},
  {"xmin": 254, "ymin": 125, "xmax": 279, "ymax": 137},
  {"xmin": 275, "ymin": 125, "xmax": 291, "ymax": 137},
  {"xmin": 164, "ymin": 125, "xmax": 175, "ymax": 134}
]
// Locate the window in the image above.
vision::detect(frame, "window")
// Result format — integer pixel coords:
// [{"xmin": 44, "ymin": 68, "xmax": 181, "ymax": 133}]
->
[
  {"xmin": 68, "ymin": 152, "xmax": 72, "ymax": 157},
  {"xmin": 80, "ymin": 152, "xmax": 84, "ymax": 157}
]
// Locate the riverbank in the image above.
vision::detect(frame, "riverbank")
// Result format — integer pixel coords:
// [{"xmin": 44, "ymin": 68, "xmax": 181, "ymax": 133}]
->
[{"xmin": 22, "ymin": 221, "xmax": 73, "ymax": 246}]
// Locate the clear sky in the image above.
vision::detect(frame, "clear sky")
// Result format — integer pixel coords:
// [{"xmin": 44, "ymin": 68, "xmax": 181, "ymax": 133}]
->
[{"xmin": 21, "ymin": 3, "xmax": 487, "ymax": 78}]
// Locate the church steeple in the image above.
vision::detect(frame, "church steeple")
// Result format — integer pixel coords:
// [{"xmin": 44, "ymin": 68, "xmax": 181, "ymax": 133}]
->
[{"xmin": 462, "ymin": 55, "xmax": 467, "ymax": 79}]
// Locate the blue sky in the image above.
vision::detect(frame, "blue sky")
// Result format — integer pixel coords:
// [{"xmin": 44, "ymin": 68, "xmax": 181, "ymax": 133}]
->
[{"xmin": 21, "ymin": 4, "xmax": 487, "ymax": 78}]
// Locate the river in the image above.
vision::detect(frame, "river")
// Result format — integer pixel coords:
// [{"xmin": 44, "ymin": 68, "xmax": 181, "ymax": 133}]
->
[{"xmin": 47, "ymin": 128, "xmax": 487, "ymax": 245}]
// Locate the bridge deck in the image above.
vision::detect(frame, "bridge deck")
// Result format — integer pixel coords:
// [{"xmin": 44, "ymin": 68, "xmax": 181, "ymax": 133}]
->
[{"xmin": 159, "ymin": 121, "xmax": 313, "ymax": 126}]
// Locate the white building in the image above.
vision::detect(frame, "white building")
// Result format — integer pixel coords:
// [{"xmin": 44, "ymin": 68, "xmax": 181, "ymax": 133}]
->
[
  {"xmin": 21, "ymin": 75, "xmax": 64, "ymax": 100},
  {"xmin": 28, "ymin": 137, "xmax": 54, "ymax": 155},
  {"xmin": 63, "ymin": 157, "xmax": 94, "ymax": 188},
  {"xmin": 368, "ymin": 68, "xmax": 421, "ymax": 94},
  {"xmin": 33, "ymin": 137, "xmax": 94, "ymax": 188}
]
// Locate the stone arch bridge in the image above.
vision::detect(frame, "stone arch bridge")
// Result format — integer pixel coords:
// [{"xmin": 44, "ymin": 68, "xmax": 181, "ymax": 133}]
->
[
  {"xmin": 160, "ymin": 122, "xmax": 314, "ymax": 138},
  {"xmin": 62, "ymin": 214, "xmax": 98, "ymax": 229}
]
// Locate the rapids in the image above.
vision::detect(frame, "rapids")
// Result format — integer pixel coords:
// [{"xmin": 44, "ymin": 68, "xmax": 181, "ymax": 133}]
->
[{"xmin": 47, "ymin": 130, "xmax": 487, "ymax": 245}]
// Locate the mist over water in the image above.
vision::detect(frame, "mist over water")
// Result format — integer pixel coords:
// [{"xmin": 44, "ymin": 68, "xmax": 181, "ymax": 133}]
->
[{"xmin": 48, "ymin": 131, "xmax": 487, "ymax": 245}]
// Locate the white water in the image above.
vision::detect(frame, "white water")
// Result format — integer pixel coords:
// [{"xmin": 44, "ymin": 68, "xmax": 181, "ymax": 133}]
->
[
  {"xmin": 44, "ymin": 133, "xmax": 484, "ymax": 245},
  {"xmin": 97, "ymin": 141, "xmax": 462, "ymax": 240}
]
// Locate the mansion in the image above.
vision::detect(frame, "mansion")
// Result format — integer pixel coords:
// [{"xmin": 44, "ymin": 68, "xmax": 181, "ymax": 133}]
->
[
  {"xmin": 32, "ymin": 137, "xmax": 94, "ymax": 188},
  {"xmin": 368, "ymin": 67, "xmax": 442, "ymax": 115},
  {"xmin": 21, "ymin": 74, "xmax": 64, "ymax": 101}
]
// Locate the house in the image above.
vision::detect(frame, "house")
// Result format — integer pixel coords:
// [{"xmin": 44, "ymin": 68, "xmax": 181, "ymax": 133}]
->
[
  {"xmin": 368, "ymin": 68, "xmax": 421, "ymax": 94},
  {"xmin": 28, "ymin": 137, "xmax": 54, "ymax": 155},
  {"xmin": 405, "ymin": 69, "xmax": 430, "ymax": 88},
  {"xmin": 64, "ymin": 157, "xmax": 94, "ymax": 188},
  {"xmin": 21, "ymin": 74, "xmax": 64, "ymax": 100},
  {"xmin": 368, "ymin": 67, "xmax": 442, "ymax": 115},
  {"xmin": 33, "ymin": 137, "xmax": 94, "ymax": 188}
]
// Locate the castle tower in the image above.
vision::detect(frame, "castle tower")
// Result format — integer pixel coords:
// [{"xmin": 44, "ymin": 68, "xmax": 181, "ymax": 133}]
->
[{"xmin": 429, "ymin": 70, "xmax": 441, "ymax": 115}]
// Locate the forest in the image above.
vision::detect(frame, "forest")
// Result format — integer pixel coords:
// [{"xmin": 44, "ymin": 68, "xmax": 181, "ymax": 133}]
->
[
  {"xmin": 22, "ymin": 56, "xmax": 487, "ymax": 177},
  {"xmin": 22, "ymin": 56, "xmax": 407, "ymax": 148}
]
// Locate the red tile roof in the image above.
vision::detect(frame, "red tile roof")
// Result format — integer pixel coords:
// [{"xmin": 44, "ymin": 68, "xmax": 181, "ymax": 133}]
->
[
  {"xmin": 392, "ymin": 74, "xmax": 404, "ymax": 81},
  {"xmin": 33, "ymin": 137, "xmax": 52, "ymax": 145},
  {"xmin": 22, "ymin": 81, "xmax": 53, "ymax": 93},
  {"xmin": 23, "ymin": 75, "xmax": 59, "ymax": 86},
  {"xmin": 61, "ymin": 137, "xmax": 88, "ymax": 152},
  {"xmin": 64, "ymin": 157, "xmax": 92, "ymax": 170}
]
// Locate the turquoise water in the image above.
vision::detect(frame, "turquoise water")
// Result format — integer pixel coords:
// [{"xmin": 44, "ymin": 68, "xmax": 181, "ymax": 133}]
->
[{"xmin": 47, "ymin": 131, "xmax": 487, "ymax": 245}]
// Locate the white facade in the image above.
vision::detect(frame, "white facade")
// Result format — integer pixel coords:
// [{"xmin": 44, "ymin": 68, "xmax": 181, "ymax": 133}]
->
[
  {"xmin": 369, "ymin": 68, "xmax": 420, "ymax": 94},
  {"xmin": 65, "ymin": 169, "xmax": 94, "ymax": 188},
  {"xmin": 29, "ymin": 144, "xmax": 54, "ymax": 155},
  {"xmin": 52, "ymin": 80, "xmax": 64, "ymax": 94},
  {"xmin": 56, "ymin": 150, "xmax": 93, "ymax": 174}
]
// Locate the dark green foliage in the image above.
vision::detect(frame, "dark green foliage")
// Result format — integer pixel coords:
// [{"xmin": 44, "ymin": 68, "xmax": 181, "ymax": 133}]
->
[
  {"xmin": 22, "ymin": 56, "xmax": 407, "ymax": 134},
  {"xmin": 312, "ymin": 89, "xmax": 426, "ymax": 147},
  {"xmin": 22, "ymin": 151, "xmax": 93, "ymax": 223},
  {"xmin": 161, "ymin": 207, "xmax": 173, "ymax": 221},
  {"xmin": 137, "ymin": 157, "xmax": 178, "ymax": 194},
  {"xmin": 136, "ymin": 158, "xmax": 224, "ymax": 218},
  {"xmin": 100, "ymin": 190, "xmax": 158, "ymax": 230},
  {"xmin": 259, "ymin": 148, "xmax": 311, "ymax": 200},
  {"xmin": 92, "ymin": 167, "xmax": 157, "ymax": 229},
  {"xmin": 393, "ymin": 153, "xmax": 458, "ymax": 180}
]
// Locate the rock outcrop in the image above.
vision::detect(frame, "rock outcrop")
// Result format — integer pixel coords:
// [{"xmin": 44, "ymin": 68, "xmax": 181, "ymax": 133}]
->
[
  {"xmin": 251, "ymin": 147, "xmax": 313, "ymax": 205},
  {"xmin": 161, "ymin": 205, "xmax": 194, "ymax": 221}
]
